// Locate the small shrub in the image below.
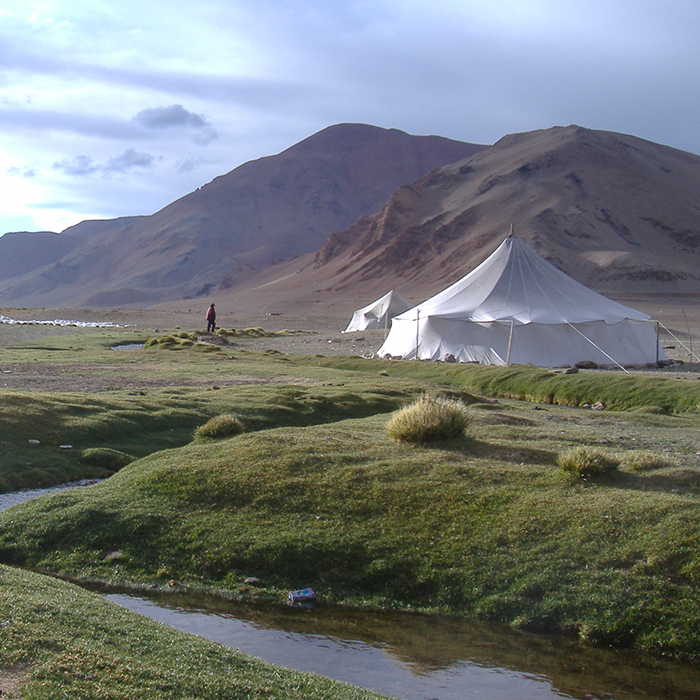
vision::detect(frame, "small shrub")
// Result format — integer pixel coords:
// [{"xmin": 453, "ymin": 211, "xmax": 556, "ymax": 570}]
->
[
  {"xmin": 558, "ymin": 447, "xmax": 620, "ymax": 478},
  {"xmin": 386, "ymin": 395, "xmax": 470, "ymax": 443},
  {"xmin": 194, "ymin": 414, "xmax": 245, "ymax": 440},
  {"xmin": 620, "ymin": 450, "xmax": 670, "ymax": 472},
  {"xmin": 177, "ymin": 331, "xmax": 190, "ymax": 339},
  {"xmin": 80, "ymin": 448, "xmax": 134, "ymax": 471}
]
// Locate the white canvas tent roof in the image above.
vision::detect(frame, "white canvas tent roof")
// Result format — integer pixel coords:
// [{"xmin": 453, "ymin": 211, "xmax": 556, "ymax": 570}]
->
[
  {"xmin": 377, "ymin": 235, "xmax": 664, "ymax": 367},
  {"xmin": 343, "ymin": 289, "xmax": 412, "ymax": 333}
]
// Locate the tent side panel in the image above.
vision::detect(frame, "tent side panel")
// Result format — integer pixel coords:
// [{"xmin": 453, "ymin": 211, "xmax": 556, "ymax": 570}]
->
[{"xmin": 378, "ymin": 317, "xmax": 664, "ymax": 367}]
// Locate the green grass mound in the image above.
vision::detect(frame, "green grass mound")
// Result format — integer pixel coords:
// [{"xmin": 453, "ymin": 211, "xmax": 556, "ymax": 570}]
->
[
  {"xmin": 386, "ymin": 395, "xmax": 470, "ymax": 442},
  {"xmin": 316, "ymin": 358, "xmax": 700, "ymax": 414},
  {"xmin": 558, "ymin": 447, "xmax": 620, "ymax": 478},
  {"xmin": 144, "ymin": 333, "xmax": 220, "ymax": 351},
  {"xmin": 79, "ymin": 447, "xmax": 134, "ymax": 471},
  {"xmin": 0, "ymin": 566, "xmax": 386, "ymax": 700},
  {"xmin": 2, "ymin": 412, "xmax": 699, "ymax": 660},
  {"xmin": 194, "ymin": 414, "xmax": 246, "ymax": 439},
  {"xmin": 0, "ymin": 379, "xmax": 417, "ymax": 491}
]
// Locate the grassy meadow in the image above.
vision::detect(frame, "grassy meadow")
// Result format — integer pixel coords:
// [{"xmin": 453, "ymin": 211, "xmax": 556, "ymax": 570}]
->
[{"xmin": 1, "ymin": 319, "xmax": 700, "ymax": 696}]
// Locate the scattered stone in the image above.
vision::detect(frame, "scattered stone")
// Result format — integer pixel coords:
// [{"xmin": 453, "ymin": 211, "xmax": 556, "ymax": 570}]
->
[
  {"xmin": 575, "ymin": 360, "xmax": 599, "ymax": 369},
  {"xmin": 443, "ymin": 353, "xmax": 457, "ymax": 363},
  {"xmin": 582, "ymin": 403, "xmax": 591, "ymax": 409},
  {"xmin": 591, "ymin": 401, "xmax": 605, "ymax": 411},
  {"xmin": 59, "ymin": 444, "xmax": 73, "ymax": 449},
  {"xmin": 244, "ymin": 577, "xmax": 261, "ymax": 586},
  {"xmin": 564, "ymin": 367, "xmax": 579, "ymax": 374},
  {"xmin": 595, "ymin": 438, "xmax": 611, "ymax": 444},
  {"xmin": 28, "ymin": 439, "xmax": 40, "ymax": 445},
  {"xmin": 167, "ymin": 580, "xmax": 178, "ymax": 587}
]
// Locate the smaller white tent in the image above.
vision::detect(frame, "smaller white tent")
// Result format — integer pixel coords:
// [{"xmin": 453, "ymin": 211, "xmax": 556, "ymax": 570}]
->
[
  {"xmin": 343, "ymin": 290, "xmax": 413, "ymax": 333},
  {"xmin": 377, "ymin": 235, "xmax": 665, "ymax": 368}
]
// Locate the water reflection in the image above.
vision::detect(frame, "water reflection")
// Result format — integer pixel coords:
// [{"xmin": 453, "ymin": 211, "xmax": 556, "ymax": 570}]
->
[
  {"xmin": 0, "ymin": 480, "xmax": 100, "ymax": 512},
  {"xmin": 101, "ymin": 588, "xmax": 700, "ymax": 700}
]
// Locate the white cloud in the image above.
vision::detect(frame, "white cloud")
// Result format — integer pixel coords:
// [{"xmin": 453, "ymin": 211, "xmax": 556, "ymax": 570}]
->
[
  {"xmin": 0, "ymin": 0, "xmax": 698, "ymax": 235},
  {"xmin": 53, "ymin": 149, "xmax": 156, "ymax": 177},
  {"xmin": 133, "ymin": 105, "xmax": 218, "ymax": 144}
]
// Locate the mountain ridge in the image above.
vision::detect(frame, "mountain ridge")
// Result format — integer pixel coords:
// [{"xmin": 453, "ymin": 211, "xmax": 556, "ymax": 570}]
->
[
  {"xmin": 2, "ymin": 123, "xmax": 700, "ymax": 312},
  {"xmin": 0, "ymin": 124, "xmax": 483, "ymax": 307}
]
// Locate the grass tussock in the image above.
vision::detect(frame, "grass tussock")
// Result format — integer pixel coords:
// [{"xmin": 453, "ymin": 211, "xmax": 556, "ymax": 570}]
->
[
  {"xmin": 194, "ymin": 414, "xmax": 246, "ymax": 439},
  {"xmin": 619, "ymin": 450, "xmax": 671, "ymax": 472},
  {"xmin": 557, "ymin": 447, "xmax": 620, "ymax": 478},
  {"xmin": 386, "ymin": 395, "xmax": 470, "ymax": 443}
]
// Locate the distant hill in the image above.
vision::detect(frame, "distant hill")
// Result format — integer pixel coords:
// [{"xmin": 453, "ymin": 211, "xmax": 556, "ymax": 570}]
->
[
  {"xmin": 0, "ymin": 124, "xmax": 483, "ymax": 308},
  {"xmin": 4, "ymin": 123, "xmax": 700, "ymax": 314},
  {"xmin": 222, "ymin": 124, "xmax": 700, "ymax": 316}
]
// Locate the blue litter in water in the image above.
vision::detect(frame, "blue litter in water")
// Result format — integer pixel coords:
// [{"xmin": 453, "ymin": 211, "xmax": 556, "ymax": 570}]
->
[{"xmin": 288, "ymin": 587, "xmax": 315, "ymax": 603}]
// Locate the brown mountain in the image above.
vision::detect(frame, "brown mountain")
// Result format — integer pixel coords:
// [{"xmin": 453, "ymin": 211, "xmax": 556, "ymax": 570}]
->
[
  {"xmin": 224, "ymin": 124, "xmax": 700, "ymax": 316},
  {"xmin": 0, "ymin": 124, "xmax": 484, "ymax": 308}
]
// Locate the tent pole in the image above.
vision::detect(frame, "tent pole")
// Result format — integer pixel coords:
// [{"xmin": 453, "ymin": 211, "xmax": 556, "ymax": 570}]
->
[
  {"xmin": 656, "ymin": 321, "xmax": 660, "ymax": 365},
  {"xmin": 415, "ymin": 310, "xmax": 420, "ymax": 360},
  {"xmin": 506, "ymin": 319, "xmax": 515, "ymax": 365}
]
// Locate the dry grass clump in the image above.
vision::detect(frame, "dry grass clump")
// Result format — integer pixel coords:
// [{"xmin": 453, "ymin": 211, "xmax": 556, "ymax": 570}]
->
[
  {"xmin": 620, "ymin": 450, "xmax": 670, "ymax": 472},
  {"xmin": 386, "ymin": 395, "xmax": 470, "ymax": 443},
  {"xmin": 194, "ymin": 414, "xmax": 246, "ymax": 440},
  {"xmin": 558, "ymin": 447, "xmax": 620, "ymax": 478}
]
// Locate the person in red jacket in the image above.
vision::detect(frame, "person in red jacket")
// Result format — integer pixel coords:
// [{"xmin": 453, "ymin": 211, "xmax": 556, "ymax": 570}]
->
[{"xmin": 206, "ymin": 303, "xmax": 216, "ymax": 332}]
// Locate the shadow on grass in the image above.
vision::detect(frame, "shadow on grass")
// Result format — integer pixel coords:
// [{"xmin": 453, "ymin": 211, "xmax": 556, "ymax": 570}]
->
[
  {"xmin": 608, "ymin": 468, "xmax": 700, "ymax": 495},
  {"xmin": 412, "ymin": 436, "xmax": 558, "ymax": 466}
]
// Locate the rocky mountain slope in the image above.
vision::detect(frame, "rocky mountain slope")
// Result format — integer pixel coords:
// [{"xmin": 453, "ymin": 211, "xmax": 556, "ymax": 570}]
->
[
  {"xmin": 0, "ymin": 124, "xmax": 482, "ymax": 307},
  {"xmin": 227, "ymin": 124, "xmax": 700, "ymax": 315},
  {"xmin": 4, "ymin": 123, "xmax": 700, "ymax": 314}
]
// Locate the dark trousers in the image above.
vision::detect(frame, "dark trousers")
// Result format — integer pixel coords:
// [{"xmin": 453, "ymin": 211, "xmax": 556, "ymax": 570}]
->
[{"xmin": 207, "ymin": 320, "xmax": 216, "ymax": 332}]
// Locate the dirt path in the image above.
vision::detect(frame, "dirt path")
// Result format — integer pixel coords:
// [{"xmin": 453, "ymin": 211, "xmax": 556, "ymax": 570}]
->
[{"xmin": 0, "ymin": 666, "xmax": 29, "ymax": 698}]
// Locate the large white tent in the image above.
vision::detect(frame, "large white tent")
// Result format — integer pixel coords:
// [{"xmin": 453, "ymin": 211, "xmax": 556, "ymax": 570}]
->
[
  {"xmin": 377, "ymin": 235, "xmax": 664, "ymax": 368},
  {"xmin": 343, "ymin": 289, "xmax": 412, "ymax": 333}
]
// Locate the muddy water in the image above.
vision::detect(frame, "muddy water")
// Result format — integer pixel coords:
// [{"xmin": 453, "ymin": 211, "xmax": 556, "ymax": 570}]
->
[{"xmin": 102, "ymin": 588, "xmax": 700, "ymax": 700}]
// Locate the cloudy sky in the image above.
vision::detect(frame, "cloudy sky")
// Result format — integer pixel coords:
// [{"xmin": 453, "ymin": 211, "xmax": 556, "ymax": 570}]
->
[{"xmin": 0, "ymin": 0, "xmax": 697, "ymax": 235}]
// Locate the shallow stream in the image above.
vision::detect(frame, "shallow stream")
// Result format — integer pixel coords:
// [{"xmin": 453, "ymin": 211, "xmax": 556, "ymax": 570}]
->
[
  {"xmin": 95, "ymin": 588, "xmax": 700, "ymax": 700},
  {"xmin": 2, "ymin": 484, "xmax": 699, "ymax": 700}
]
